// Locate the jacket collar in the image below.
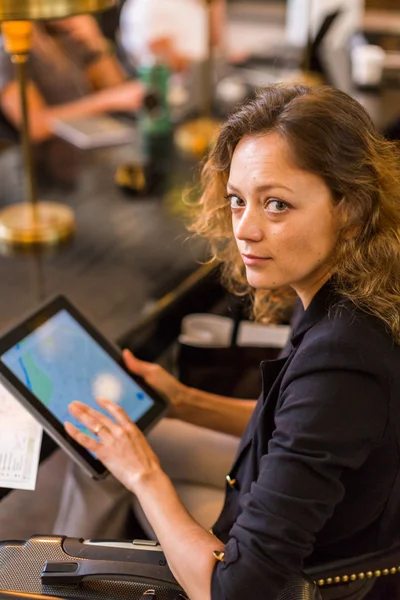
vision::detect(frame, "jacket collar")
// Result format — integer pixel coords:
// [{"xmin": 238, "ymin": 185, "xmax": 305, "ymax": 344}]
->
[{"xmin": 290, "ymin": 277, "xmax": 340, "ymax": 346}]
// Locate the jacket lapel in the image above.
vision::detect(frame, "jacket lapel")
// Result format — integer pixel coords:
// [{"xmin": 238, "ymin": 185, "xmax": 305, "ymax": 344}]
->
[
  {"xmin": 229, "ymin": 279, "xmax": 340, "ymax": 477},
  {"xmin": 229, "ymin": 355, "xmax": 292, "ymax": 475}
]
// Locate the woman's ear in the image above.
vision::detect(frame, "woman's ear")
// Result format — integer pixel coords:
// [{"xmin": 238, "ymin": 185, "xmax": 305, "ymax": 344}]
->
[{"xmin": 335, "ymin": 197, "xmax": 361, "ymax": 241}]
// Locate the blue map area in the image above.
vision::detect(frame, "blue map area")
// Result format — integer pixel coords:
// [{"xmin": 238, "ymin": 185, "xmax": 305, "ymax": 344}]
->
[{"xmin": 1, "ymin": 310, "xmax": 154, "ymax": 435}]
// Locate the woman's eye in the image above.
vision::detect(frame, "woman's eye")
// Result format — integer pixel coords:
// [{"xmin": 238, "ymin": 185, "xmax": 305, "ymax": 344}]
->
[
  {"xmin": 226, "ymin": 194, "xmax": 245, "ymax": 209},
  {"xmin": 266, "ymin": 199, "xmax": 288, "ymax": 213}
]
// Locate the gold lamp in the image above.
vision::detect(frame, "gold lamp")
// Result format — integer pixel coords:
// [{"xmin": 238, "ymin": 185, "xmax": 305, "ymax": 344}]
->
[
  {"xmin": 0, "ymin": 0, "xmax": 116, "ymax": 246},
  {"xmin": 174, "ymin": 0, "xmax": 221, "ymax": 158}
]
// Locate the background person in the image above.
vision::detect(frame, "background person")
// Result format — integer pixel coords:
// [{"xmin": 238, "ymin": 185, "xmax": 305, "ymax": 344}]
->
[
  {"xmin": 0, "ymin": 15, "xmax": 144, "ymax": 143},
  {"xmin": 0, "ymin": 15, "xmax": 144, "ymax": 185},
  {"xmin": 66, "ymin": 84, "xmax": 400, "ymax": 600},
  {"xmin": 119, "ymin": 0, "xmax": 228, "ymax": 116}
]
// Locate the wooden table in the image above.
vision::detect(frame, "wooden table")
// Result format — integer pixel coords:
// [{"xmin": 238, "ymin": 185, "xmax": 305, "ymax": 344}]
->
[{"xmin": 0, "ymin": 134, "xmax": 207, "ymax": 343}]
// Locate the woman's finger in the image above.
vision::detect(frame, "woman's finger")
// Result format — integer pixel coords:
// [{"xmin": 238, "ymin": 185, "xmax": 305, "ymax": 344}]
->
[
  {"xmin": 123, "ymin": 349, "xmax": 143, "ymax": 369},
  {"xmin": 123, "ymin": 349, "xmax": 154, "ymax": 378},
  {"xmin": 65, "ymin": 421, "xmax": 102, "ymax": 454},
  {"xmin": 68, "ymin": 401, "xmax": 119, "ymax": 436},
  {"xmin": 123, "ymin": 350, "xmax": 178, "ymax": 399},
  {"xmin": 96, "ymin": 397, "xmax": 137, "ymax": 430}
]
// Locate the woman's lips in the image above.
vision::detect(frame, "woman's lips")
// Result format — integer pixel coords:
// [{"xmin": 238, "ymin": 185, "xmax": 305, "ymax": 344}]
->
[{"xmin": 242, "ymin": 254, "xmax": 272, "ymax": 266}]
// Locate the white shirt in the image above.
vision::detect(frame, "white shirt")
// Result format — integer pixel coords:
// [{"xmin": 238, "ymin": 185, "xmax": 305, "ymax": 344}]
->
[{"xmin": 120, "ymin": 0, "xmax": 209, "ymax": 65}]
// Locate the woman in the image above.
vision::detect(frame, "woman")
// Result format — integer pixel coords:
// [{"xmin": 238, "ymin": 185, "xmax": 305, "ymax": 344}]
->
[
  {"xmin": 0, "ymin": 15, "xmax": 144, "ymax": 188},
  {"xmin": 0, "ymin": 15, "xmax": 144, "ymax": 143},
  {"xmin": 0, "ymin": 15, "xmax": 144, "ymax": 186},
  {"xmin": 65, "ymin": 84, "xmax": 400, "ymax": 600}
]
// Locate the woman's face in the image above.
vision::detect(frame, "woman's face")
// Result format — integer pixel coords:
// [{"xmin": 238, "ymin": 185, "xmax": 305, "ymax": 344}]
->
[{"xmin": 228, "ymin": 132, "xmax": 338, "ymax": 307}]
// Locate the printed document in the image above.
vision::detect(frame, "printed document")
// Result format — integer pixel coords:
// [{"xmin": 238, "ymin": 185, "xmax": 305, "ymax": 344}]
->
[{"xmin": 0, "ymin": 383, "xmax": 42, "ymax": 490}]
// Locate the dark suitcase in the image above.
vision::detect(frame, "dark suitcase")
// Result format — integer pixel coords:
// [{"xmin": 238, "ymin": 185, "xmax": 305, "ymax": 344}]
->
[
  {"xmin": 0, "ymin": 535, "xmax": 187, "ymax": 600},
  {"xmin": 0, "ymin": 535, "xmax": 321, "ymax": 600}
]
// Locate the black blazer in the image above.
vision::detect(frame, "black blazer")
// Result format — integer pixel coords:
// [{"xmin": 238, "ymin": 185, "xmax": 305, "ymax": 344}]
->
[{"xmin": 211, "ymin": 279, "xmax": 400, "ymax": 600}]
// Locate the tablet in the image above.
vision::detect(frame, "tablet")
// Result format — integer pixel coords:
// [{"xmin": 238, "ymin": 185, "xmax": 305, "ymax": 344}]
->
[
  {"xmin": 52, "ymin": 114, "xmax": 137, "ymax": 149},
  {"xmin": 0, "ymin": 296, "xmax": 170, "ymax": 479}
]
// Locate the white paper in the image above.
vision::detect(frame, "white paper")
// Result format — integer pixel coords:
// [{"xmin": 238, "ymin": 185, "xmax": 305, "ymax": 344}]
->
[
  {"xmin": 179, "ymin": 313, "xmax": 290, "ymax": 349},
  {"xmin": 0, "ymin": 383, "xmax": 42, "ymax": 490}
]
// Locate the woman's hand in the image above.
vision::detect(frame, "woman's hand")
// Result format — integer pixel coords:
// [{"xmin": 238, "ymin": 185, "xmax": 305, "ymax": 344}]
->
[
  {"xmin": 122, "ymin": 350, "xmax": 189, "ymax": 418},
  {"xmin": 101, "ymin": 80, "xmax": 146, "ymax": 113},
  {"xmin": 66, "ymin": 398, "xmax": 223, "ymax": 600},
  {"xmin": 122, "ymin": 350, "xmax": 255, "ymax": 437},
  {"xmin": 65, "ymin": 398, "xmax": 162, "ymax": 493},
  {"xmin": 148, "ymin": 37, "xmax": 190, "ymax": 73}
]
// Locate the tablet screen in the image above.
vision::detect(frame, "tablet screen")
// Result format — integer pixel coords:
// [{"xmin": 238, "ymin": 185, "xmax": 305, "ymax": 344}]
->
[{"xmin": 1, "ymin": 309, "xmax": 155, "ymax": 439}]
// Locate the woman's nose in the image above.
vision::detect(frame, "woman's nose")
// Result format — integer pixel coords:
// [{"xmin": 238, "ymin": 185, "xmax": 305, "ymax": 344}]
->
[{"xmin": 234, "ymin": 208, "xmax": 264, "ymax": 242}]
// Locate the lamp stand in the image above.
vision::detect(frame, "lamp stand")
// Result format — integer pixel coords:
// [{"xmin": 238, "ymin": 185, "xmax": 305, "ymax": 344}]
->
[
  {"xmin": 0, "ymin": 21, "xmax": 74, "ymax": 246},
  {"xmin": 174, "ymin": 0, "xmax": 220, "ymax": 158}
]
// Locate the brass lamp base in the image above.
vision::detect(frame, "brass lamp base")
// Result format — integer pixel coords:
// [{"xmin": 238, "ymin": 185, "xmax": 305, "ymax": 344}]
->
[
  {"xmin": 174, "ymin": 117, "xmax": 220, "ymax": 158},
  {"xmin": 0, "ymin": 0, "xmax": 116, "ymax": 21},
  {"xmin": 0, "ymin": 201, "xmax": 75, "ymax": 246}
]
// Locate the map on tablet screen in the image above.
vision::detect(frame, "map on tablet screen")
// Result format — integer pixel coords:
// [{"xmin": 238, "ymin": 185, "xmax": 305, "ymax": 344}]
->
[
  {"xmin": 0, "ymin": 296, "xmax": 169, "ymax": 478},
  {"xmin": 1, "ymin": 310, "xmax": 154, "ymax": 439}
]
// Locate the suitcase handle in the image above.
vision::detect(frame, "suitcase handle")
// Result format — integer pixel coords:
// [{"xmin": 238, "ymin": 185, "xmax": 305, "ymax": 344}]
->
[
  {"xmin": 41, "ymin": 558, "xmax": 178, "ymax": 588},
  {"xmin": 0, "ymin": 593, "xmax": 78, "ymax": 600},
  {"xmin": 1, "ymin": 590, "xmax": 187, "ymax": 600}
]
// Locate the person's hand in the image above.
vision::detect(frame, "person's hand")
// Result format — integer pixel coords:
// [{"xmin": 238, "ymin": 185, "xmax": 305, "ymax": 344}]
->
[
  {"xmin": 148, "ymin": 37, "xmax": 190, "ymax": 73},
  {"xmin": 65, "ymin": 398, "xmax": 162, "ymax": 493},
  {"xmin": 102, "ymin": 80, "xmax": 146, "ymax": 113},
  {"xmin": 122, "ymin": 350, "xmax": 189, "ymax": 418}
]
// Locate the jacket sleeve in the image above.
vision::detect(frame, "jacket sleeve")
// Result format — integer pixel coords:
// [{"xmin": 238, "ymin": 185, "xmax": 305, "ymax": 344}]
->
[{"xmin": 211, "ymin": 346, "xmax": 389, "ymax": 600}]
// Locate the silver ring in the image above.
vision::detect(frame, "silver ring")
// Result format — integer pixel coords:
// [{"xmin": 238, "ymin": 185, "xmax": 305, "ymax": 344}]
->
[{"xmin": 93, "ymin": 423, "xmax": 105, "ymax": 435}]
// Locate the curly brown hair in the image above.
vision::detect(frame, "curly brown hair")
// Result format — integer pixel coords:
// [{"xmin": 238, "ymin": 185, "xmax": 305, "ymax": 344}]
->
[{"xmin": 189, "ymin": 84, "xmax": 400, "ymax": 339}]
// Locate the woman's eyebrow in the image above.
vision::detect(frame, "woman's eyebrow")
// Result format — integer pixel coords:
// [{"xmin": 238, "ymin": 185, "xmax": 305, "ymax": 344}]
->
[{"xmin": 226, "ymin": 182, "xmax": 294, "ymax": 194}]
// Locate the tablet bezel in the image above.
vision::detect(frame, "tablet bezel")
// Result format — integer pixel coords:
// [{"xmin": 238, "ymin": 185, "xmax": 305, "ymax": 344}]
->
[{"xmin": 0, "ymin": 295, "xmax": 170, "ymax": 479}]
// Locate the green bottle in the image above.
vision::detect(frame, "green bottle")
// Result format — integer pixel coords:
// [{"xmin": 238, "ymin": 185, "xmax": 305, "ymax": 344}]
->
[{"xmin": 139, "ymin": 61, "xmax": 172, "ymax": 137}]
